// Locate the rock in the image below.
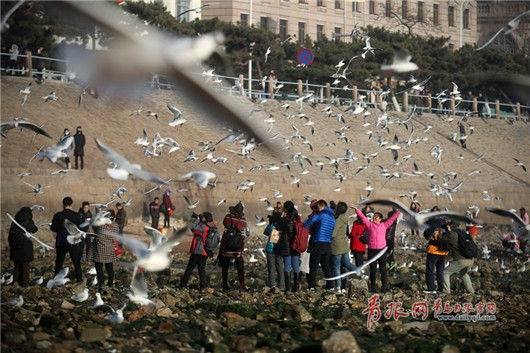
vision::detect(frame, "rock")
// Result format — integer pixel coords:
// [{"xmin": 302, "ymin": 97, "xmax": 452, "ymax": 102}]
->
[
  {"xmin": 439, "ymin": 344, "xmax": 460, "ymax": 353},
  {"xmin": 384, "ymin": 320, "xmax": 404, "ymax": 334},
  {"xmin": 403, "ymin": 321, "xmax": 430, "ymax": 331},
  {"xmin": 291, "ymin": 304, "xmax": 313, "ymax": 322},
  {"xmin": 36, "ymin": 340, "xmax": 52, "ymax": 349},
  {"xmin": 220, "ymin": 312, "xmax": 246, "ymax": 328},
  {"xmin": 428, "ymin": 321, "xmax": 450, "ymax": 336},
  {"xmin": 333, "ymin": 304, "xmax": 352, "ymax": 321},
  {"xmin": 164, "ymin": 294, "xmax": 179, "ymax": 308},
  {"xmin": 79, "ymin": 327, "xmax": 111, "ymax": 343},
  {"xmin": 3, "ymin": 330, "xmax": 27, "ymax": 345},
  {"xmin": 61, "ymin": 328, "xmax": 76, "ymax": 340},
  {"xmin": 60, "ymin": 300, "xmax": 75, "ymax": 310},
  {"xmin": 212, "ymin": 343, "xmax": 230, "ymax": 353},
  {"xmin": 26, "ymin": 286, "xmax": 43, "ymax": 299},
  {"xmin": 33, "ymin": 332, "xmax": 51, "ymax": 341},
  {"xmin": 158, "ymin": 320, "xmax": 176, "ymax": 333},
  {"xmin": 322, "ymin": 330, "xmax": 361, "ymax": 353},
  {"xmin": 203, "ymin": 319, "xmax": 224, "ymax": 345},
  {"xmin": 156, "ymin": 307, "xmax": 173, "ymax": 317}
]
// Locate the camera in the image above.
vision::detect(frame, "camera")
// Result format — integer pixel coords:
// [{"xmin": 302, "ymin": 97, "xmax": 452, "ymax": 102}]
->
[{"xmin": 191, "ymin": 212, "xmax": 203, "ymax": 219}]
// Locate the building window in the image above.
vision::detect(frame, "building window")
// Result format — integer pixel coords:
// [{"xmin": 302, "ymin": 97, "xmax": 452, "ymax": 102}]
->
[
  {"xmin": 240, "ymin": 13, "xmax": 248, "ymax": 27},
  {"xmin": 402, "ymin": 0, "xmax": 407, "ymax": 19},
  {"xmin": 298, "ymin": 22, "xmax": 305, "ymax": 44},
  {"xmin": 463, "ymin": 9, "xmax": 470, "ymax": 29},
  {"xmin": 334, "ymin": 27, "xmax": 342, "ymax": 41},
  {"xmin": 280, "ymin": 19, "xmax": 288, "ymax": 41},
  {"xmin": 335, "ymin": 0, "xmax": 342, "ymax": 10},
  {"xmin": 260, "ymin": 16, "xmax": 269, "ymax": 30},
  {"xmin": 298, "ymin": 0, "xmax": 308, "ymax": 4},
  {"xmin": 352, "ymin": 1, "xmax": 361, "ymax": 12},
  {"xmin": 448, "ymin": 6, "xmax": 455, "ymax": 27},
  {"xmin": 417, "ymin": 1, "xmax": 424, "ymax": 22},
  {"xmin": 317, "ymin": 0, "xmax": 325, "ymax": 6},
  {"xmin": 433, "ymin": 4, "xmax": 439, "ymax": 25},
  {"xmin": 316, "ymin": 24, "xmax": 324, "ymax": 41},
  {"xmin": 385, "ymin": 0, "xmax": 392, "ymax": 17},
  {"xmin": 369, "ymin": 0, "xmax": 376, "ymax": 15},
  {"xmin": 478, "ymin": 5, "xmax": 490, "ymax": 15}
]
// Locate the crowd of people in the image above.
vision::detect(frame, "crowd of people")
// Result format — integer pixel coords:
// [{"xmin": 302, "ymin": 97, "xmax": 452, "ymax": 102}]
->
[{"xmin": 7, "ymin": 195, "xmax": 529, "ymax": 298}]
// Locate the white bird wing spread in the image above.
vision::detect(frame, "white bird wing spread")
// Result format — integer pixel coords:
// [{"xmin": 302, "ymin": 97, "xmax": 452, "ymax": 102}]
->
[
  {"xmin": 155, "ymin": 226, "xmax": 188, "ymax": 254},
  {"xmin": 356, "ymin": 198, "xmax": 411, "ymax": 217},
  {"xmin": 476, "ymin": 27, "xmax": 504, "ymax": 51},
  {"xmin": 487, "ymin": 207, "xmax": 526, "ymax": 227},
  {"xmin": 54, "ymin": 266, "xmax": 70, "ymax": 280},
  {"xmin": 144, "ymin": 226, "xmax": 165, "ymax": 249},
  {"xmin": 130, "ymin": 267, "xmax": 148, "ymax": 297},
  {"xmin": 325, "ymin": 247, "xmax": 387, "ymax": 280},
  {"xmin": 6, "ymin": 213, "xmax": 54, "ymax": 250}
]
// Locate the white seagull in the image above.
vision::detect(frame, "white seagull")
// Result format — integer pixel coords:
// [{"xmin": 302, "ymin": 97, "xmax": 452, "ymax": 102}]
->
[
  {"xmin": 6, "ymin": 212, "xmax": 53, "ymax": 250},
  {"xmin": 181, "ymin": 170, "xmax": 217, "ymax": 188},
  {"xmin": 325, "ymin": 247, "xmax": 388, "ymax": 280},
  {"xmin": 381, "ymin": 45, "xmax": 418, "ymax": 73},
  {"xmin": 70, "ymin": 288, "xmax": 90, "ymax": 302}
]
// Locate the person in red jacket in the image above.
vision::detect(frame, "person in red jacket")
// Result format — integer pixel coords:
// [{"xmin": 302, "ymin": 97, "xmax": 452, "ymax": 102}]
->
[
  {"xmin": 162, "ymin": 189, "xmax": 174, "ymax": 228},
  {"xmin": 349, "ymin": 212, "xmax": 367, "ymax": 267},
  {"xmin": 179, "ymin": 212, "xmax": 216, "ymax": 290}
]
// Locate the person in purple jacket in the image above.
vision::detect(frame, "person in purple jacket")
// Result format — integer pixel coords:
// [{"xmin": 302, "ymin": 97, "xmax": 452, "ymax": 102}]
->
[{"xmin": 353, "ymin": 207, "xmax": 400, "ymax": 293}]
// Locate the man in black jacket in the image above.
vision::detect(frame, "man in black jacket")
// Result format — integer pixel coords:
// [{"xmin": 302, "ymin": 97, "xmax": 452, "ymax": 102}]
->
[
  {"xmin": 149, "ymin": 197, "xmax": 160, "ymax": 229},
  {"xmin": 51, "ymin": 197, "xmax": 83, "ymax": 282},
  {"xmin": 78, "ymin": 201, "xmax": 93, "ymax": 261},
  {"xmin": 73, "ymin": 126, "xmax": 86, "ymax": 169}
]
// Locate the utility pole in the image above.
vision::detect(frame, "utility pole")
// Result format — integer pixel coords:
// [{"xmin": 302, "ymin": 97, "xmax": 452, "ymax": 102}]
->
[{"xmin": 248, "ymin": 0, "xmax": 253, "ymax": 98}]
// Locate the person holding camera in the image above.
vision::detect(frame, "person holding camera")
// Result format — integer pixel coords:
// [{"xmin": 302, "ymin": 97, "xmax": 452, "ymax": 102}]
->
[
  {"xmin": 441, "ymin": 222, "xmax": 475, "ymax": 295},
  {"xmin": 220, "ymin": 202, "xmax": 249, "ymax": 291},
  {"xmin": 179, "ymin": 212, "xmax": 216, "ymax": 291},
  {"xmin": 422, "ymin": 207, "xmax": 449, "ymax": 294}
]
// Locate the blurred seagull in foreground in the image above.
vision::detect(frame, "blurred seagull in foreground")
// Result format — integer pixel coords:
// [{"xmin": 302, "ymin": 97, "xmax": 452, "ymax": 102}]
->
[
  {"xmin": 126, "ymin": 267, "xmax": 156, "ymax": 306},
  {"xmin": 181, "ymin": 170, "xmax": 217, "ymax": 188},
  {"xmin": 325, "ymin": 248, "xmax": 387, "ymax": 280},
  {"xmin": 487, "ymin": 207, "xmax": 530, "ymax": 238},
  {"xmin": 6, "ymin": 212, "xmax": 53, "ymax": 250}
]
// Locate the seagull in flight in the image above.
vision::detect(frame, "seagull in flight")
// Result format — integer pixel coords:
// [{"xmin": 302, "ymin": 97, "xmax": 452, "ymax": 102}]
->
[
  {"xmin": 30, "ymin": 136, "xmax": 74, "ymax": 164},
  {"xmin": 325, "ymin": 247, "xmax": 387, "ymax": 280},
  {"xmin": 176, "ymin": 3, "xmax": 212, "ymax": 18},
  {"xmin": 1, "ymin": 118, "xmax": 52, "ymax": 139},
  {"xmin": 126, "ymin": 267, "xmax": 156, "ymax": 306},
  {"xmin": 477, "ymin": 10, "xmax": 530, "ymax": 51},
  {"xmin": 381, "ymin": 45, "xmax": 418, "ymax": 73},
  {"xmin": 6, "ymin": 212, "xmax": 53, "ymax": 250},
  {"xmin": 356, "ymin": 199, "xmax": 483, "ymax": 231},
  {"xmin": 487, "ymin": 207, "xmax": 530, "ymax": 238},
  {"xmin": 513, "ymin": 158, "xmax": 527, "ymax": 172},
  {"xmin": 181, "ymin": 170, "xmax": 217, "ymax": 188},
  {"xmin": 95, "ymin": 138, "xmax": 167, "ymax": 184}
]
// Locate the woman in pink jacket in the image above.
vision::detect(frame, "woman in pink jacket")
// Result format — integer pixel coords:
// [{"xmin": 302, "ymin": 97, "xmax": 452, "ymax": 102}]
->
[{"xmin": 354, "ymin": 207, "xmax": 400, "ymax": 293}]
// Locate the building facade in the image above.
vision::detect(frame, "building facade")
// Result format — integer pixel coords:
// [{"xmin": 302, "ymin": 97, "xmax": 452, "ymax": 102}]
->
[
  {"xmin": 200, "ymin": 0, "xmax": 478, "ymax": 49},
  {"xmin": 477, "ymin": 0, "xmax": 530, "ymax": 54},
  {"xmin": 136, "ymin": 0, "xmax": 204, "ymax": 21}
]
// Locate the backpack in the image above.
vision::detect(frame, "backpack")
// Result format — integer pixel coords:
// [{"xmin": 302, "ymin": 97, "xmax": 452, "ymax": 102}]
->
[
  {"xmin": 291, "ymin": 217, "xmax": 310, "ymax": 253},
  {"xmin": 204, "ymin": 225, "xmax": 220, "ymax": 253},
  {"xmin": 457, "ymin": 229, "xmax": 478, "ymax": 258},
  {"xmin": 223, "ymin": 217, "xmax": 244, "ymax": 252}
]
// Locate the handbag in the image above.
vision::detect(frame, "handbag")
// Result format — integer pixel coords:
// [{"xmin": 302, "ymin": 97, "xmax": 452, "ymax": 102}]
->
[
  {"xmin": 269, "ymin": 229, "xmax": 280, "ymax": 244},
  {"xmin": 159, "ymin": 203, "xmax": 167, "ymax": 214},
  {"xmin": 263, "ymin": 223, "xmax": 275, "ymax": 236},
  {"xmin": 114, "ymin": 240, "xmax": 122, "ymax": 256},
  {"xmin": 360, "ymin": 231, "xmax": 369, "ymax": 245}
]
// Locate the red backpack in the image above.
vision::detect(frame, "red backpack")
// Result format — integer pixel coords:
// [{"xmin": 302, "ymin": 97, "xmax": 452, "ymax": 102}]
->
[{"xmin": 291, "ymin": 217, "xmax": 310, "ymax": 253}]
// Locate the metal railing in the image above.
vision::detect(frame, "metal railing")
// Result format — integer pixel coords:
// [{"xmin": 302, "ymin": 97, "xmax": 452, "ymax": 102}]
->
[{"xmin": 2, "ymin": 52, "xmax": 528, "ymax": 119}]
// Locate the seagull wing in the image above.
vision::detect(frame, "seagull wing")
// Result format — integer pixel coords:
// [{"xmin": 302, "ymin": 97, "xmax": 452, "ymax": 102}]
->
[
  {"xmin": 356, "ymin": 198, "xmax": 411, "ymax": 217},
  {"xmin": 18, "ymin": 122, "xmax": 52, "ymax": 139},
  {"xmin": 154, "ymin": 226, "xmax": 188, "ymax": 254},
  {"xmin": 144, "ymin": 226, "xmax": 166, "ymax": 249},
  {"xmin": 486, "ymin": 207, "xmax": 526, "ymax": 227},
  {"xmin": 130, "ymin": 266, "xmax": 148, "ymax": 297},
  {"xmin": 476, "ymin": 27, "xmax": 504, "ymax": 51}
]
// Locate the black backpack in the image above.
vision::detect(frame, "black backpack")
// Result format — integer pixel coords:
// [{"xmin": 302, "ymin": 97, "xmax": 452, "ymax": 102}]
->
[
  {"xmin": 204, "ymin": 225, "xmax": 220, "ymax": 253},
  {"xmin": 224, "ymin": 217, "xmax": 244, "ymax": 251},
  {"xmin": 456, "ymin": 229, "xmax": 478, "ymax": 258}
]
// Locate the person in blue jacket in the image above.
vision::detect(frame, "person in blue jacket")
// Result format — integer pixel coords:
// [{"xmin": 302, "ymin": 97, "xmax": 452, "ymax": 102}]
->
[{"xmin": 303, "ymin": 199, "xmax": 335, "ymax": 292}]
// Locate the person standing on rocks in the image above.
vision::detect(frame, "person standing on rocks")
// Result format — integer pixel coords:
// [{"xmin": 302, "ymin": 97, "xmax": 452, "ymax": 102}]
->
[
  {"xmin": 353, "ymin": 206, "xmax": 400, "ymax": 293},
  {"xmin": 385, "ymin": 208, "xmax": 399, "ymax": 273},
  {"xmin": 115, "ymin": 203, "xmax": 127, "ymax": 235},
  {"xmin": 8, "ymin": 207, "xmax": 38, "ymax": 287},
  {"xmin": 162, "ymin": 189, "xmax": 174, "ymax": 228},
  {"xmin": 349, "ymin": 209, "xmax": 367, "ymax": 267},
  {"xmin": 423, "ymin": 221, "xmax": 449, "ymax": 294},
  {"xmin": 51, "ymin": 197, "xmax": 83, "ymax": 282},
  {"xmin": 179, "ymin": 212, "xmax": 216, "ymax": 290},
  {"xmin": 441, "ymin": 223, "xmax": 475, "ymax": 295},
  {"xmin": 303, "ymin": 200, "xmax": 335, "ymax": 292},
  {"xmin": 149, "ymin": 197, "xmax": 161, "ymax": 229},
  {"xmin": 220, "ymin": 202, "xmax": 249, "ymax": 291},
  {"xmin": 73, "ymin": 126, "xmax": 86, "ymax": 169},
  {"xmin": 276, "ymin": 201, "xmax": 301, "ymax": 292},
  {"xmin": 331, "ymin": 201, "xmax": 358, "ymax": 293},
  {"xmin": 90, "ymin": 210, "xmax": 119, "ymax": 292},
  {"xmin": 78, "ymin": 201, "xmax": 93, "ymax": 261}
]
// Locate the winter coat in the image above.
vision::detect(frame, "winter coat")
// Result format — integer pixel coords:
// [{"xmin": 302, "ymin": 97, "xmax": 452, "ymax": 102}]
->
[
  {"xmin": 78, "ymin": 208, "xmax": 93, "ymax": 232},
  {"xmin": 303, "ymin": 207, "xmax": 335, "ymax": 244},
  {"xmin": 189, "ymin": 219, "xmax": 216, "ymax": 257},
  {"xmin": 149, "ymin": 201, "xmax": 160, "ymax": 218},
  {"xmin": 59, "ymin": 133, "xmax": 74, "ymax": 156},
  {"xmin": 440, "ymin": 230, "xmax": 470, "ymax": 261},
  {"xmin": 350, "ymin": 220, "xmax": 367, "ymax": 252},
  {"xmin": 426, "ymin": 229, "xmax": 449, "ymax": 256},
  {"xmin": 90, "ymin": 222, "xmax": 118, "ymax": 263},
  {"xmin": 385, "ymin": 211, "xmax": 398, "ymax": 242},
  {"xmin": 73, "ymin": 132, "xmax": 86, "ymax": 156},
  {"xmin": 355, "ymin": 209, "xmax": 400, "ymax": 250},
  {"xmin": 331, "ymin": 213, "xmax": 350, "ymax": 255},
  {"xmin": 221, "ymin": 213, "xmax": 249, "ymax": 256},
  {"xmin": 162, "ymin": 194, "xmax": 173, "ymax": 215},
  {"xmin": 51, "ymin": 208, "xmax": 81, "ymax": 247},
  {"xmin": 8, "ymin": 207, "xmax": 38, "ymax": 262},
  {"xmin": 276, "ymin": 213, "xmax": 297, "ymax": 256},
  {"xmin": 116, "ymin": 208, "xmax": 127, "ymax": 230}
]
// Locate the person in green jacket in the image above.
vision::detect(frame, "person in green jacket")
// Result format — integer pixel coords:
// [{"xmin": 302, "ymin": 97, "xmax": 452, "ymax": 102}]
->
[{"xmin": 331, "ymin": 201, "xmax": 358, "ymax": 293}]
